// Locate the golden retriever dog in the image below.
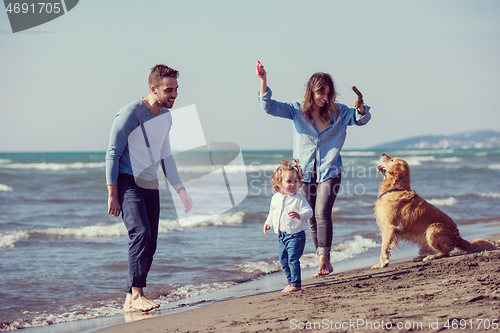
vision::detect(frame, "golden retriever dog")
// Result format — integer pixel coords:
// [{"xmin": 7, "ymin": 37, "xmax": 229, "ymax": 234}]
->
[{"xmin": 372, "ymin": 154, "xmax": 497, "ymax": 269}]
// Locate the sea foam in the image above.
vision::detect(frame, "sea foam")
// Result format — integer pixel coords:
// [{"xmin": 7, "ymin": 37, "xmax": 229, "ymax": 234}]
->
[
  {"xmin": 236, "ymin": 235, "xmax": 379, "ymax": 275},
  {"xmin": 2, "ymin": 281, "xmax": 240, "ymax": 331},
  {"xmin": 439, "ymin": 157, "xmax": 461, "ymax": 163},
  {"xmin": 42, "ymin": 222, "xmax": 128, "ymax": 238},
  {"xmin": 0, "ymin": 183, "xmax": 13, "ymax": 191},
  {"xmin": 166, "ymin": 281, "xmax": 236, "ymax": 302},
  {"xmin": 342, "ymin": 151, "xmax": 377, "ymax": 157},
  {"xmin": 0, "ymin": 162, "xmax": 106, "ymax": 171},
  {"xmin": 393, "ymin": 149, "xmax": 454, "ymax": 155},
  {"xmin": 179, "ymin": 210, "xmax": 247, "ymax": 228},
  {"xmin": 402, "ymin": 155, "xmax": 436, "ymax": 166},
  {"xmin": 0, "ymin": 211, "xmax": 248, "ymax": 249},
  {"xmin": 0, "ymin": 230, "xmax": 29, "ymax": 249},
  {"xmin": 427, "ymin": 197, "xmax": 458, "ymax": 206},
  {"xmin": 477, "ymin": 193, "xmax": 500, "ymax": 199}
]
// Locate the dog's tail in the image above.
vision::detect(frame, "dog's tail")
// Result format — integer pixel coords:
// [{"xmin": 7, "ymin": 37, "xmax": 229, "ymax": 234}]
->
[{"xmin": 456, "ymin": 238, "xmax": 498, "ymax": 253}]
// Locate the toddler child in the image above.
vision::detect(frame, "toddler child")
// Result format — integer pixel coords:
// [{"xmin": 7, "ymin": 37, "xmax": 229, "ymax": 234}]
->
[{"xmin": 263, "ymin": 159, "xmax": 313, "ymax": 293}]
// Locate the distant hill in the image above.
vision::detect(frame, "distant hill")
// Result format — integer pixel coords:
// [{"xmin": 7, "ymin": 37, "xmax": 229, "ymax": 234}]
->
[{"xmin": 371, "ymin": 130, "xmax": 500, "ymax": 149}]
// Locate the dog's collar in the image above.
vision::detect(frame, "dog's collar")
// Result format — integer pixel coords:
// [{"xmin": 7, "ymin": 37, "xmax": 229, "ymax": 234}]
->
[{"xmin": 377, "ymin": 188, "xmax": 406, "ymax": 199}]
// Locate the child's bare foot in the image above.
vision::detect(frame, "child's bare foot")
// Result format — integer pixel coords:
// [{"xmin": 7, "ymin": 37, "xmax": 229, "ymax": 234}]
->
[{"xmin": 281, "ymin": 285, "xmax": 301, "ymax": 293}]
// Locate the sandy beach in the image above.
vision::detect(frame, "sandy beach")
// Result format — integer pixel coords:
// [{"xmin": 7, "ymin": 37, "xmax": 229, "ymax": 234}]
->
[{"xmin": 97, "ymin": 242, "xmax": 500, "ymax": 333}]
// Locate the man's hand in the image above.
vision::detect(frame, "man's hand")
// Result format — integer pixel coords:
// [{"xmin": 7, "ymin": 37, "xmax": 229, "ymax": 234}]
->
[
  {"xmin": 178, "ymin": 188, "xmax": 193, "ymax": 214},
  {"xmin": 107, "ymin": 185, "xmax": 121, "ymax": 217}
]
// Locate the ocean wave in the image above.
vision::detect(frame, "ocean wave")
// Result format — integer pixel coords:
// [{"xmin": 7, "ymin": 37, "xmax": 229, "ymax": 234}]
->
[
  {"xmin": 41, "ymin": 222, "xmax": 128, "ymax": 238},
  {"xmin": 177, "ymin": 164, "xmax": 247, "ymax": 174},
  {"xmin": 236, "ymin": 235, "xmax": 378, "ymax": 275},
  {"xmin": 220, "ymin": 164, "xmax": 247, "ymax": 173},
  {"xmin": 344, "ymin": 200, "xmax": 374, "ymax": 208},
  {"xmin": 427, "ymin": 197, "xmax": 458, "ymax": 206},
  {"xmin": 393, "ymin": 149, "xmax": 455, "ymax": 156},
  {"xmin": 438, "ymin": 157, "xmax": 461, "ymax": 163},
  {"xmin": 402, "ymin": 155, "xmax": 436, "ymax": 166},
  {"xmin": 0, "ymin": 162, "xmax": 106, "ymax": 171},
  {"xmin": 179, "ymin": 211, "xmax": 247, "ymax": 228},
  {"xmin": 342, "ymin": 151, "xmax": 377, "ymax": 157},
  {"xmin": 165, "ymin": 281, "xmax": 237, "ymax": 302},
  {"xmin": 0, "ymin": 158, "xmax": 11, "ymax": 164},
  {"xmin": 0, "ymin": 223, "xmax": 130, "ymax": 249},
  {"xmin": 0, "ymin": 183, "xmax": 13, "ymax": 191},
  {"xmin": 1, "ymin": 300, "xmax": 123, "ymax": 331},
  {"xmin": 245, "ymin": 163, "xmax": 279, "ymax": 174},
  {"xmin": 369, "ymin": 155, "xmax": 436, "ymax": 167},
  {"xmin": 476, "ymin": 193, "xmax": 500, "ymax": 199},
  {"xmin": 236, "ymin": 260, "xmax": 281, "ymax": 274},
  {"xmin": 178, "ymin": 163, "xmax": 279, "ymax": 174},
  {"xmin": 1, "ymin": 281, "xmax": 238, "ymax": 331},
  {"xmin": 489, "ymin": 164, "xmax": 500, "ymax": 170},
  {"xmin": 0, "ymin": 230, "xmax": 29, "ymax": 248},
  {"xmin": 0, "ymin": 223, "xmax": 129, "ymax": 249},
  {"xmin": 330, "ymin": 235, "xmax": 379, "ymax": 262},
  {"xmin": 0, "ymin": 211, "xmax": 248, "ymax": 249},
  {"xmin": 1, "ymin": 235, "xmax": 378, "ymax": 330}
]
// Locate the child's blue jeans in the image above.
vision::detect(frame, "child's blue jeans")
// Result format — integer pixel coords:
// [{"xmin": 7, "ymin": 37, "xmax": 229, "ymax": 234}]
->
[{"xmin": 278, "ymin": 230, "xmax": 306, "ymax": 287}]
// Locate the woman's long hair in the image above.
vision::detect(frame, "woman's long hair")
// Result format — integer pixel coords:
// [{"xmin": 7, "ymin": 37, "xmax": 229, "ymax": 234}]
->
[{"xmin": 300, "ymin": 72, "xmax": 338, "ymax": 124}]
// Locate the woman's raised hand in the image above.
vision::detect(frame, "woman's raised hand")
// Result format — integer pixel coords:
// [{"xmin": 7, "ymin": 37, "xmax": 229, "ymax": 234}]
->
[
  {"xmin": 257, "ymin": 61, "xmax": 266, "ymax": 78},
  {"xmin": 257, "ymin": 62, "xmax": 267, "ymax": 95}
]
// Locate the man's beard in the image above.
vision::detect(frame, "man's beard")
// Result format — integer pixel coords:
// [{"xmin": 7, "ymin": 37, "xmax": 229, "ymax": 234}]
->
[{"xmin": 158, "ymin": 98, "xmax": 174, "ymax": 108}]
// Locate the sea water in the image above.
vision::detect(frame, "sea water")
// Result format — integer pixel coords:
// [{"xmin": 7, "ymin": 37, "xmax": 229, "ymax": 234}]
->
[{"xmin": 1, "ymin": 149, "xmax": 500, "ymax": 331}]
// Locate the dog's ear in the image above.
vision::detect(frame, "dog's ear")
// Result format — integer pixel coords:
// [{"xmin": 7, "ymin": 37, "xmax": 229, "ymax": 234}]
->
[
  {"xmin": 396, "ymin": 163, "xmax": 407, "ymax": 178},
  {"xmin": 387, "ymin": 160, "xmax": 410, "ymax": 186},
  {"xmin": 392, "ymin": 159, "xmax": 409, "ymax": 178}
]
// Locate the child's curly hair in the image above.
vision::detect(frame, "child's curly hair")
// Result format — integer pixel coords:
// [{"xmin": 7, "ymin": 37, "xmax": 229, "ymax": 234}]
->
[{"xmin": 270, "ymin": 159, "xmax": 304, "ymax": 193}]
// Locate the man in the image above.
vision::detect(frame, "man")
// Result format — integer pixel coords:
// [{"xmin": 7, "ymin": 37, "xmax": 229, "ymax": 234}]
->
[{"xmin": 106, "ymin": 64, "xmax": 192, "ymax": 312}]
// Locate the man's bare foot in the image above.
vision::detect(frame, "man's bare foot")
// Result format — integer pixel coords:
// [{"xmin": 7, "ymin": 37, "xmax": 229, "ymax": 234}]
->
[
  {"xmin": 123, "ymin": 287, "xmax": 160, "ymax": 313},
  {"xmin": 312, "ymin": 255, "xmax": 333, "ymax": 278},
  {"xmin": 281, "ymin": 285, "xmax": 301, "ymax": 293},
  {"xmin": 132, "ymin": 296, "xmax": 159, "ymax": 312},
  {"xmin": 123, "ymin": 293, "xmax": 136, "ymax": 313}
]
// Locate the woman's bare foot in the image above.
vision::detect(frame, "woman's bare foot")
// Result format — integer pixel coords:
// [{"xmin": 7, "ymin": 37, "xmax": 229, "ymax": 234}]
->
[
  {"xmin": 312, "ymin": 255, "xmax": 333, "ymax": 278},
  {"xmin": 123, "ymin": 287, "xmax": 160, "ymax": 313},
  {"xmin": 281, "ymin": 285, "xmax": 301, "ymax": 293}
]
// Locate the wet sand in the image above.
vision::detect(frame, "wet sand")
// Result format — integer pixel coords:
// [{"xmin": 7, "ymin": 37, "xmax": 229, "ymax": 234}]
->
[{"xmin": 97, "ymin": 241, "xmax": 500, "ymax": 333}]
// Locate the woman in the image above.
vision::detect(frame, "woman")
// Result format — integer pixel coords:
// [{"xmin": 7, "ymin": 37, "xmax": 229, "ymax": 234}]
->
[{"xmin": 257, "ymin": 65, "xmax": 371, "ymax": 277}]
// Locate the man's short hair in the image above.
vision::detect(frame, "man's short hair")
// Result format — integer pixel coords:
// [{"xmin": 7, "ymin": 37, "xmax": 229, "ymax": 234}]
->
[{"xmin": 148, "ymin": 64, "xmax": 179, "ymax": 88}]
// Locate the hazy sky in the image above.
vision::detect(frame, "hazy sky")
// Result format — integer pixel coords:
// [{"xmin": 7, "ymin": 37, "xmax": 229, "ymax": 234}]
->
[{"xmin": 1, "ymin": 0, "xmax": 499, "ymax": 152}]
